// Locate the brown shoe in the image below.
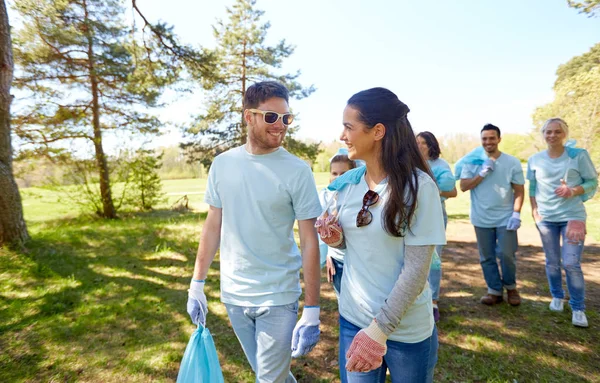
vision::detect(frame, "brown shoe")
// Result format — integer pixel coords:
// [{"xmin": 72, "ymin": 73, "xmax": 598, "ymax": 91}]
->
[
  {"xmin": 480, "ymin": 294, "xmax": 503, "ymax": 305},
  {"xmin": 506, "ymin": 289, "xmax": 521, "ymax": 306}
]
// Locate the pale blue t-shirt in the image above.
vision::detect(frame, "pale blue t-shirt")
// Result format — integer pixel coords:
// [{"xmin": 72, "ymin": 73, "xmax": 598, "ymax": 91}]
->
[
  {"xmin": 318, "ymin": 188, "xmax": 346, "ymax": 264},
  {"xmin": 527, "ymin": 149, "xmax": 598, "ymax": 222},
  {"xmin": 337, "ymin": 170, "xmax": 446, "ymax": 343},
  {"xmin": 460, "ymin": 153, "xmax": 525, "ymax": 228},
  {"xmin": 204, "ymin": 146, "xmax": 322, "ymax": 306}
]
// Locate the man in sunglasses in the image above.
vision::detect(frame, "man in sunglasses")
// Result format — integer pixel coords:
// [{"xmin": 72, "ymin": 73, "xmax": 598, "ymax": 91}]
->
[
  {"xmin": 187, "ymin": 81, "xmax": 322, "ymax": 382},
  {"xmin": 459, "ymin": 124, "xmax": 525, "ymax": 307}
]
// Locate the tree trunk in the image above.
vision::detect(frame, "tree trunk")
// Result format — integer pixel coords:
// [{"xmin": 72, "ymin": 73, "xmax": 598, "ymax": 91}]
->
[
  {"xmin": 0, "ymin": 0, "xmax": 29, "ymax": 247},
  {"xmin": 84, "ymin": 0, "xmax": 116, "ymax": 218},
  {"xmin": 240, "ymin": 39, "xmax": 247, "ymax": 144}
]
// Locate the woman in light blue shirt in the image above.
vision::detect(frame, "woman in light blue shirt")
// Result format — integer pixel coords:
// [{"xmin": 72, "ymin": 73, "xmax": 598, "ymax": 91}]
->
[
  {"xmin": 324, "ymin": 88, "xmax": 445, "ymax": 382},
  {"xmin": 527, "ymin": 118, "xmax": 598, "ymax": 328},
  {"xmin": 416, "ymin": 131, "xmax": 457, "ymax": 323}
]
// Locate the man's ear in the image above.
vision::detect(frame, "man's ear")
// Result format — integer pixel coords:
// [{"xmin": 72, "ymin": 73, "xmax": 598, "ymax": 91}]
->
[
  {"xmin": 373, "ymin": 123, "xmax": 386, "ymax": 141},
  {"xmin": 243, "ymin": 109, "xmax": 253, "ymax": 126}
]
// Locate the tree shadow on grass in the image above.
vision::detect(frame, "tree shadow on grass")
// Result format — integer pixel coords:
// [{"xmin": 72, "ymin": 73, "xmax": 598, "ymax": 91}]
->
[
  {"xmin": 1, "ymin": 209, "xmax": 340, "ymax": 382},
  {"xmin": 437, "ymin": 240, "xmax": 600, "ymax": 382}
]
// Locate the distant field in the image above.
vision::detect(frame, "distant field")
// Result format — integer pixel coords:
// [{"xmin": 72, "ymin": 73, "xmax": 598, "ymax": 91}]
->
[{"xmin": 20, "ymin": 172, "xmax": 600, "ymax": 241}]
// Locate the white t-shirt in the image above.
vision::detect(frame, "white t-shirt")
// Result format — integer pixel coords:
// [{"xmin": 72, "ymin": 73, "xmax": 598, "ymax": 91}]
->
[
  {"xmin": 337, "ymin": 170, "xmax": 446, "ymax": 343},
  {"xmin": 204, "ymin": 145, "xmax": 322, "ymax": 306}
]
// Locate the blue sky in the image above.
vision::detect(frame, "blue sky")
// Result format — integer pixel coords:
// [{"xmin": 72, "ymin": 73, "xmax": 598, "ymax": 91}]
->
[
  {"xmin": 139, "ymin": 0, "xmax": 599, "ymax": 145},
  {"xmin": 13, "ymin": 0, "xmax": 600, "ymax": 150}
]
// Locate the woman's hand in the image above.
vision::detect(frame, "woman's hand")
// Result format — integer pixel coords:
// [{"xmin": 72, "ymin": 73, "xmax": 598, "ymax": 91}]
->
[
  {"xmin": 554, "ymin": 179, "xmax": 574, "ymax": 198},
  {"xmin": 326, "ymin": 256, "xmax": 335, "ymax": 283}
]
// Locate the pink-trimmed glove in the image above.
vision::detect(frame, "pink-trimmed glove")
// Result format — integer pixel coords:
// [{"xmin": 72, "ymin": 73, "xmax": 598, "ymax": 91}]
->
[
  {"xmin": 315, "ymin": 212, "xmax": 345, "ymax": 249},
  {"xmin": 566, "ymin": 220, "xmax": 586, "ymax": 243},
  {"xmin": 346, "ymin": 320, "xmax": 388, "ymax": 373}
]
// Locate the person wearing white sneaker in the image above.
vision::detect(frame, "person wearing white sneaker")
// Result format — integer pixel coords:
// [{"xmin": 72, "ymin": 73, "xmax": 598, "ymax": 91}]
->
[
  {"xmin": 527, "ymin": 118, "xmax": 597, "ymax": 328},
  {"xmin": 572, "ymin": 311, "xmax": 588, "ymax": 328},
  {"xmin": 549, "ymin": 297, "xmax": 564, "ymax": 312}
]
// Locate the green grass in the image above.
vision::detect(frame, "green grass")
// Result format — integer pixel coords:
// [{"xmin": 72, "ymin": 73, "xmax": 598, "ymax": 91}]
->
[{"xmin": 2, "ymin": 175, "xmax": 599, "ymax": 382}]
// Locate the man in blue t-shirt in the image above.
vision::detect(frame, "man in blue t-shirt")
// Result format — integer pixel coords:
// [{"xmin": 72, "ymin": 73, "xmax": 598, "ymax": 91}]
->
[
  {"xmin": 186, "ymin": 82, "xmax": 323, "ymax": 382},
  {"xmin": 460, "ymin": 124, "xmax": 525, "ymax": 307}
]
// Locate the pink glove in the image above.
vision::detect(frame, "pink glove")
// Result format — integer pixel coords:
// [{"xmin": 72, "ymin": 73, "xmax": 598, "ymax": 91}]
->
[
  {"xmin": 346, "ymin": 320, "xmax": 387, "ymax": 373},
  {"xmin": 315, "ymin": 212, "xmax": 345, "ymax": 249},
  {"xmin": 555, "ymin": 179, "xmax": 574, "ymax": 198},
  {"xmin": 566, "ymin": 220, "xmax": 586, "ymax": 243}
]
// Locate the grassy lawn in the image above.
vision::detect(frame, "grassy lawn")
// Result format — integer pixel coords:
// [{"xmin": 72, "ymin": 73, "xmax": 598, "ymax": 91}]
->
[{"xmin": 1, "ymin": 175, "xmax": 599, "ymax": 382}]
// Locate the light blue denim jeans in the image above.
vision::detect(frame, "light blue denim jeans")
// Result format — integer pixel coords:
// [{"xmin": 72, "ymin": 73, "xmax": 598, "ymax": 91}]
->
[
  {"xmin": 339, "ymin": 316, "xmax": 438, "ymax": 383},
  {"xmin": 225, "ymin": 302, "xmax": 299, "ymax": 383},
  {"xmin": 428, "ymin": 203, "xmax": 448, "ymax": 301},
  {"xmin": 474, "ymin": 226, "xmax": 518, "ymax": 295},
  {"xmin": 536, "ymin": 221, "xmax": 586, "ymax": 311}
]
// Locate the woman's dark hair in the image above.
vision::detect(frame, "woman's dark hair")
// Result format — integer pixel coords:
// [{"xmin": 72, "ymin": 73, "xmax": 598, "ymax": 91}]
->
[
  {"xmin": 330, "ymin": 154, "xmax": 357, "ymax": 169},
  {"xmin": 347, "ymin": 87, "xmax": 432, "ymax": 237},
  {"xmin": 416, "ymin": 131, "xmax": 441, "ymax": 160}
]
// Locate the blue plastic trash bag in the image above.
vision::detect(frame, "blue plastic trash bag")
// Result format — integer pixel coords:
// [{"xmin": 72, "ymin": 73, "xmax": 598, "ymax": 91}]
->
[
  {"xmin": 453, "ymin": 147, "xmax": 488, "ymax": 181},
  {"xmin": 177, "ymin": 322, "xmax": 224, "ymax": 383}
]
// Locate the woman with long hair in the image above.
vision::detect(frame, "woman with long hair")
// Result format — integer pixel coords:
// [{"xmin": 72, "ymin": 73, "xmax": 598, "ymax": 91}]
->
[
  {"xmin": 322, "ymin": 88, "xmax": 445, "ymax": 382},
  {"xmin": 527, "ymin": 118, "xmax": 598, "ymax": 328},
  {"xmin": 416, "ymin": 131, "xmax": 457, "ymax": 323}
]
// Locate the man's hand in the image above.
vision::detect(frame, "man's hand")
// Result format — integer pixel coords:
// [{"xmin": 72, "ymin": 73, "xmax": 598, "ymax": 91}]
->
[
  {"xmin": 506, "ymin": 212, "xmax": 521, "ymax": 231},
  {"xmin": 187, "ymin": 279, "xmax": 208, "ymax": 326},
  {"xmin": 291, "ymin": 306, "xmax": 320, "ymax": 358},
  {"xmin": 478, "ymin": 158, "xmax": 495, "ymax": 178}
]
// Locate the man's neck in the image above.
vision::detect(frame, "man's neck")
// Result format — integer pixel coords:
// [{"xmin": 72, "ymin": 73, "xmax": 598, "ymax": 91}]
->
[
  {"xmin": 486, "ymin": 150, "xmax": 502, "ymax": 160},
  {"xmin": 244, "ymin": 142, "xmax": 279, "ymax": 155}
]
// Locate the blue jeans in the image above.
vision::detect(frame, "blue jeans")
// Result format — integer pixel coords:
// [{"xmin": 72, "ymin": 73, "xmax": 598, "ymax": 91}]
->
[
  {"xmin": 428, "ymin": 205, "xmax": 448, "ymax": 301},
  {"xmin": 536, "ymin": 221, "xmax": 586, "ymax": 311},
  {"xmin": 225, "ymin": 302, "xmax": 299, "ymax": 383},
  {"xmin": 339, "ymin": 316, "xmax": 438, "ymax": 383},
  {"xmin": 331, "ymin": 257, "xmax": 344, "ymax": 296},
  {"xmin": 474, "ymin": 226, "xmax": 518, "ymax": 295}
]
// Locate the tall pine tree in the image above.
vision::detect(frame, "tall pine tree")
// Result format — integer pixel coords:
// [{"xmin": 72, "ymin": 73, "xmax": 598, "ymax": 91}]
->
[
  {"xmin": 0, "ymin": 0, "xmax": 29, "ymax": 247},
  {"xmin": 12, "ymin": 0, "xmax": 181, "ymax": 218},
  {"xmin": 182, "ymin": 0, "xmax": 319, "ymax": 166}
]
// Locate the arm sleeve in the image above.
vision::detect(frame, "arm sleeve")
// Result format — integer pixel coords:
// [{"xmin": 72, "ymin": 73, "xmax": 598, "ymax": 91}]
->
[
  {"xmin": 526, "ymin": 159, "xmax": 536, "ymax": 197},
  {"xmin": 375, "ymin": 245, "xmax": 434, "ymax": 335},
  {"xmin": 578, "ymin": 151, "xmax": 598, "ymax": 195},
  {"xmin": 460, "ymin": 164, "xmax": 476, "ymax": 179},
  {"xmin": 203, "ymin": 160, "xmax": 222, "ymax": 208},
  {"xmin": 405, "ymin": 178, "xmax": 446, "ymax": 246},
  {"xmin": 511, "ymin": 159, "xmax": 525, "ymax": 185},
  {"xmin": 291, "ymin": 165, "xmax": 323, "ymax": 220}
]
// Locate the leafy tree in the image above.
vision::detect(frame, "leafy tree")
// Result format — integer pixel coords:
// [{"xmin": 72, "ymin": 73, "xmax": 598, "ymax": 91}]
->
[
  {"xmin": 533, "ymin": 67, "xmax": 600, "ymax": 163},
  {"xmin": 121, "ymin": 149, "xmax": 165, "ymax": 210},
  {"xmin": 567, "ymin": 0, "xmax": 600, "ymax": 16},
  {"xmin": 12, "ymin": 0, "xmax": 189, "ymax": 218},
  {"xmin": 182, "ymin": 0, "xmax": 319, "ymax": 167},
  {"xmin": 533, "ymin": 42, "xmax": 600, "ymax": 164},
  {"xmin": 0, "ymin": 0, "xmax": 29, "ymax": 247},
  {"xmin": 556, "ymin": 43, "xmax": 600, "ymax": 85}
]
